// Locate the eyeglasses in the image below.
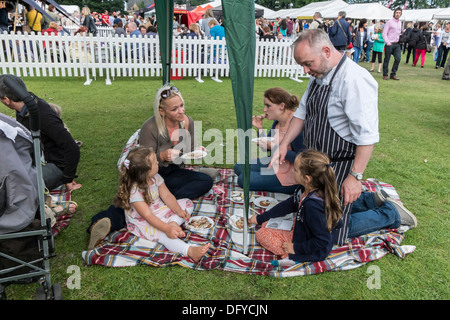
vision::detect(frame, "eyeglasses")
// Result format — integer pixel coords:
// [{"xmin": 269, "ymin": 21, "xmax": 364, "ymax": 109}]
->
[{"xmin": 160, "ymin": 86, "xmax": 179, "ymax": 99}]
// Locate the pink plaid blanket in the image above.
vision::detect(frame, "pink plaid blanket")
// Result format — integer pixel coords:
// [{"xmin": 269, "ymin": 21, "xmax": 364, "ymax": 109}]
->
[{"xmin": 82, "ymin": 169, "xmax": 415, "ymax": 277}]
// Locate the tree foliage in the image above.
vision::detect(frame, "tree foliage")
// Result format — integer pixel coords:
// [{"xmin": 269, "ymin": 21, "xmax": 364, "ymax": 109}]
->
[{"xmin": 255, "ymin": 0, "xmax": 449, "ymax": 10}]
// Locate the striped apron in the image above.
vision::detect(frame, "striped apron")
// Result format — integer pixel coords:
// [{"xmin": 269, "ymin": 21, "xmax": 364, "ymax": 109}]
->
[{"xmin": 303, "ymin": 56, "xmax": 355, "ymax": 245}]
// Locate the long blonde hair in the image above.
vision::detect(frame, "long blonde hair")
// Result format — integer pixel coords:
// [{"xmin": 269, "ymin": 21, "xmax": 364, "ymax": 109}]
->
[
  {"xmin": 295, "ymin": 150, "xmax": 342, "ymax": 232},
  {"xmin": 81, "ymin": 6, "xmax": 91, "ymax": 17},
  {"xmin": 114, "ymin": 147, "xmax": 156, "ymax": 210},
  {"xmin": 153, "ymin": 85, "xmax": 185, "ymax": 138}
]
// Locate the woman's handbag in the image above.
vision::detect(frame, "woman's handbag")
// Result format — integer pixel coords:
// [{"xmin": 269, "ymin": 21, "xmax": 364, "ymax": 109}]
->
[{"xmin": 426, "ymin": 37, "xmax": 432, "ymax": 53}]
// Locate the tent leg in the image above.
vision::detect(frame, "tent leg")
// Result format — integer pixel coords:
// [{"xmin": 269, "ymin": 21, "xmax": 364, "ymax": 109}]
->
[
  {"xmin": 105, "ymin": 67, "xmax": 112, "ymax": 85},
  {"xmin": 195, "ymin": 75, "xmax": 204, "ymax": 83},
  {"xmin": 84, "ymin": 68, "xmax": 92, "ymax": 85},
  {"xmin": 211, "ymin": 75, "xmax": 222, "ymax": 83},
  {"xmin": 289, "ymin": 76, "xmax": 303, "ymax": 83}
]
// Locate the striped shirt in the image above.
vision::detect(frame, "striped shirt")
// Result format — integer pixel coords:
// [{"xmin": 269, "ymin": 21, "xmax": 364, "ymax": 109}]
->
[{"xmin": 294, "ymin": 56, "xmax": 379, "ymax": 146}]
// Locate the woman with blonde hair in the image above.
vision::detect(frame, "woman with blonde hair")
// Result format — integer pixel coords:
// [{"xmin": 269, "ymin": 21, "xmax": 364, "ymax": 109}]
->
[
  {"xmin": 81, "ymin": 6, "xmax": 97, "ymax": 36},
  {"xmin": 139, "ymin": 85, "xmax": 213, "ymax": 200},
  {"xmin": 200, "ymin": 8, "xmax": 216, "ymax": 38}
]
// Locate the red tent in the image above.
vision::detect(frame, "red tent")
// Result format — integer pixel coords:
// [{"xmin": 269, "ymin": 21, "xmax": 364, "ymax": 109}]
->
[
  {"xmin": 192, "ymin": 4, "xmax": 213, "ymax": 13},
  {"xmin": 187, "ymin": 4, "xmax": 213, "ymax": 26}
]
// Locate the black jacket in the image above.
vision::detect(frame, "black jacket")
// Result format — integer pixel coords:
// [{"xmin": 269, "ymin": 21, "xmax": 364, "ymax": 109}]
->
[
  {"xmin": 416, "ymin": 30, "xmax": 431, "ymax": 50},
  {"xmin": 407, "ymin": 28, "xmax": 421, "ymax": 47},
  {"xmin": 82, "ymin": 14, "xmax": 98, "ymax": 36},
  {"xmin": 16, "ymin": 94, "xmax": 80, "ymax": 184}
]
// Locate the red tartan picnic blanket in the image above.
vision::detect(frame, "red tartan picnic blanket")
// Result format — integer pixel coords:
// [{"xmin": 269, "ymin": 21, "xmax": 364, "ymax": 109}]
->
[
  {"xmin": 81, "ymin": 169, "xmax": 416, "ymax": 277},
  {"xmin": 49, "ymin": 187, "xmax": 74, "ymax": 237}
]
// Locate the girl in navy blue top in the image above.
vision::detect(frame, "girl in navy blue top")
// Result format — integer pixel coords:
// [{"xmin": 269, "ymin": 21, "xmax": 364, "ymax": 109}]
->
[{"xmin": 249, "ymin": 150, "xmax": 342, "ymax": 265}]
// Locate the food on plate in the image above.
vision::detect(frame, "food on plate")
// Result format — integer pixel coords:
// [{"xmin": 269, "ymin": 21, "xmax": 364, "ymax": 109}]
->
[
  {"xmin": 231, "ymin": 191, "xmax": 243, "ymax": 202},
  {"xmin": 184, "ymin": 150, "xmax": 204, "ymax": 159},
  {"xmin": 235, "ymin": 217, "xmax": 244, "ymax": 229},
  {"xmin": 188, "ymin": 217, "xmax": 212, "ymax": 229},
  {"xmin": 260, "ymin": 200, "xmax": 271, "ymax": 207}
]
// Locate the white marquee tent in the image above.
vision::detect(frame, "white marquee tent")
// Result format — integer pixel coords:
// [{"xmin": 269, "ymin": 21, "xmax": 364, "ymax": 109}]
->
[
  {"xmin": 197, "ymin": 0, "xmax": 276, "ymax": 18},
  {"xmin": 336, "ymin": 3, "xmax": 394, "ymax": 20},
  {"xmin": 401, "ymin": 8, "xmax": 447, "ymax": 22},
  {"xmin": 290, "ymin": 0, "xmax": 348, "ymax": 19},
  {"xmin": 432, "ymin": 7, "xmax": 450, "ymax": 20},
  {"xmin": 264, "ymin": 0, "xmax": 393, "ymax": 21}
]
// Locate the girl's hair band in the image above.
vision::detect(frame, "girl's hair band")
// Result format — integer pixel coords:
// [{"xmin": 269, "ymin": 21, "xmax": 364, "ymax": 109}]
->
[{"xmin": 123, "ymin": 159, "xmax": 130, "ymax": 169}]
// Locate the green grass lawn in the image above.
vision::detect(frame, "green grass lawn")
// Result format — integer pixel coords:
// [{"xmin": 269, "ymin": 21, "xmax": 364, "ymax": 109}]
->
[{"xmin": 1, "ymin": 53, "xmax": 449, "ymax": 301}]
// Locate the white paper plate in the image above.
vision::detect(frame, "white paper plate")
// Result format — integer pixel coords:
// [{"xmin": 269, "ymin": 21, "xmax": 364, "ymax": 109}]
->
[
  {"xmin": 253, "ymin": 196, "xmax": 278, "ymax": 209},
  {"xmin": 251, "ymin": 137, "xmax": 275, "ymax": 143},
  {"xmin": 185, "ymin": 216, "xmax": 214, "ymax": 231},
  {"xmin": 230, "ymin": 191, "xmax": 244, "ymax": 204},
  {"xmin": 181, "ymin": 150, "xmax": 207, "ymax": 160},
  {"xmin": 229, "ymin": 215, "xmax": 255, "ymax": 232}
]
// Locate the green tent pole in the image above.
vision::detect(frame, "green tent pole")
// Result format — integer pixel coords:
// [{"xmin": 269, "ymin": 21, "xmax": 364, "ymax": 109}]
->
[
  {"xmin": 155, "ymin": 0, "xmax": 174, "ymax": 85},
  {"xmin": 222, "ymin": 0, "xmax": 256, "ymax": 255}
]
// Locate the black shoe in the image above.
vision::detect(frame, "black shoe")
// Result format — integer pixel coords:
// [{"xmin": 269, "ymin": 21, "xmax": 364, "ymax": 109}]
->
[{"xmin": 442, "ymin": 77, "xmax": 450, "ymax": 81}]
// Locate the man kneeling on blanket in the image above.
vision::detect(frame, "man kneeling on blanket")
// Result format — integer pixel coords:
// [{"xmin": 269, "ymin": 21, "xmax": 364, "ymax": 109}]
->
[{"xmin": 249, "ymin": 150, "xmax": 417, "ymax": 266}]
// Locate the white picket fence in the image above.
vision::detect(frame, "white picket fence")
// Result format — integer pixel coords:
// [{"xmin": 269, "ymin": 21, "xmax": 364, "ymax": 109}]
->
[{"xmin": 0, "ymin": 31, "xmax": 307, "ymax": 85}]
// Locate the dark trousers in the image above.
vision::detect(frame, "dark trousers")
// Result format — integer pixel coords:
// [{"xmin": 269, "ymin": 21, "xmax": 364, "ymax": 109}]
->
[
  {"xmin": 42, "ymin": 162, "xmax": 64, "ymax": 190},
  {"xmin": 442, "ymin": 54, "xmax": 450, "ymax": 79},
  {"xmin": 436, "ymin": 44, "xmax": 449, "ymax": 68},
  {"xmin": 383, "ymin": 43, "xmax": 402, "ymax": 77},
  {"xmin": 405, "ymin": 45, "xmax": 416, "ymax": 64},
  {"xmin": 158, "ymin": 164, "xmax": 213, "ymax": 200}
]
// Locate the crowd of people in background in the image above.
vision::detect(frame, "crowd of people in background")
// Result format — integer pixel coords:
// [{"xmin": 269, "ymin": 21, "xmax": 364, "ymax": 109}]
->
[{"xmin": 1, "ymin": 3, "xmax": 449, "ymax": 80}]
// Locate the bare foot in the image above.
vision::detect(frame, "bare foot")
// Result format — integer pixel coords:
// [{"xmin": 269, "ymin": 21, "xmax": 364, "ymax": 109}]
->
[{"xmin": 188, "ymin": 243, "xmax": 211, "ymax": 262}]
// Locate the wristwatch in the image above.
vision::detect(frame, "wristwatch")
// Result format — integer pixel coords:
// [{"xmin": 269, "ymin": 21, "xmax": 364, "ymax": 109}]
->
[{"xmin": 349, "ymin": 170, "xmax": 363, "ymax": 181}]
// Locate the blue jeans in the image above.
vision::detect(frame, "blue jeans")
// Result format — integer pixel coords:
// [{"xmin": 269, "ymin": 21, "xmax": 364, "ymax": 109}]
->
[
  {"xmin": 383, "ymin": 43, "xmax": 402, "ymax": 77},
  {"xmin": 347, "ymin": 192, "xmax": 401, "ymax": 239},
  {"xmin": 234, "ymin": 158, "xmax": 298, "ymax": 194},
  {"xmin": 353, "ymin": 46, "xmax": 363, "ymax": 63},
  {"xmin": 436, "ymin": 44, "xmax": 449, "ymax": 68}
]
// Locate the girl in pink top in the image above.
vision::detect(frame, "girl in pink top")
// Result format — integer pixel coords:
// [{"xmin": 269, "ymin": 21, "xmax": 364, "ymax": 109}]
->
[{"xmin": 114, "ymin": 147, "xmax": 210, "ymax": 262}]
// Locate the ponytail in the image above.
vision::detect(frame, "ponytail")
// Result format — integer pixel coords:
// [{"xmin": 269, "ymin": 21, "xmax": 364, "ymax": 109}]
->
[{"xmin": 322, "ymin": 164, "xmax": 342, "ymax": 232}]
